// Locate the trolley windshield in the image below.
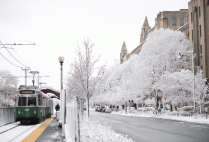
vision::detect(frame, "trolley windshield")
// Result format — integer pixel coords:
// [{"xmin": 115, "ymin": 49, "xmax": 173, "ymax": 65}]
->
[
  {"xmin": 18, "ymin": 97, "xmax": 37, "ymax": 106},
  {"xmin": 18, "ymin": 97, "xmax": 27, "ymax": 106},
  {"xmin": 28, "ymin": 97, "xmax": 36, "ymax": 106}
]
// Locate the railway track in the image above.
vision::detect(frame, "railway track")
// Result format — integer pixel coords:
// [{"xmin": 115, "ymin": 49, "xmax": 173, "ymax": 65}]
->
[
  {"xmin": 0, "ymin": 123, "xmax": 20, "ymax": 134},
  {"xmin": 0, "ymin": 123, "xmax": 41, "ymax": 142},
  {"xmin": 8, "ymin": 124, "xmax": 38, "ymax": 142}
]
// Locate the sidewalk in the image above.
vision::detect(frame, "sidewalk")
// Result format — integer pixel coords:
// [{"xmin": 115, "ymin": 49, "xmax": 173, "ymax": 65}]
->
[{"xmin": 35, "ymin": 118, "xmax": 64, "ymax": 142}]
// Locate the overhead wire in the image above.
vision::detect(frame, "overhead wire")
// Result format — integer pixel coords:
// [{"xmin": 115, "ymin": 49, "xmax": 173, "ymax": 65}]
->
[
  {"xmin": 0, "ymin": 53, "xmax": 22, "ymax": 68},
  {"xmin": 0, "ymin": 40, "xmax": 26, "ymax": 67},
  {"xmin": 0, "ymin": 33, "xmax": 35, "ymax": 45}
]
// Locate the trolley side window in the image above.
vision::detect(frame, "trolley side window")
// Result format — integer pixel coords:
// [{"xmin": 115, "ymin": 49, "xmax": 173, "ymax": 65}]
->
[
  {"xmin": 18, "ymin": 97, "xmax": 27, "ymax": 106},
  {"xmin": 28, "ymin": 97, "xmax": 36, "ymax": 106},
  {"xmin": 38, "ymin": 94, "xmax": 42, "ymax": 106}
]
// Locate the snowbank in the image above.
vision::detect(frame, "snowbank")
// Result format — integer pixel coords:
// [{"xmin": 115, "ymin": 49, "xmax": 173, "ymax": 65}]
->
[
  {"xmin": 79, "ymin": 118, "xmax": 134, "ymax": 142},
  {"xmin": 112, "ymin": 110, "xmax": 209, "ymax": 124}
]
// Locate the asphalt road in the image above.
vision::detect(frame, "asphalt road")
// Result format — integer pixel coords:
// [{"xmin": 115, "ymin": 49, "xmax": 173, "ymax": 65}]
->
[{"xmin": 90, "ymin": 111, "xmax": 209, "ymax": 142}]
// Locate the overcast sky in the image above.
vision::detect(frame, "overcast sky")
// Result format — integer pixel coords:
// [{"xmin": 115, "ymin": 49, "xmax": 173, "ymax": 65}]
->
[{"xmin": 0, "ymin": 0, "xmax": 190, "ymax": 90}]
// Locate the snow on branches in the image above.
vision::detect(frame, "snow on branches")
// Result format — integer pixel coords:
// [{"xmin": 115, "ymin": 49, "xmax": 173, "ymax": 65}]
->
[{"xmin": 94, "ymin": 29, "xmax": 208, "ymax": 107}]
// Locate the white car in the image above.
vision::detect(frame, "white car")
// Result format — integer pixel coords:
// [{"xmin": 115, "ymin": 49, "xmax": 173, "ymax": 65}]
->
[{"xmin": 105, "ymin": 108, "xmax": 113, "ymax": 113}]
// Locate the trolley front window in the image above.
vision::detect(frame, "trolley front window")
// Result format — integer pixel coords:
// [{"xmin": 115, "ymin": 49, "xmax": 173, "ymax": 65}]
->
[
  {"xmin": 28, "ymin": 97, "xmax": 36, "ymax": 106},
  {"xmin": 18, "ymin": 97, "xmax": 27, "ymax": 106}
]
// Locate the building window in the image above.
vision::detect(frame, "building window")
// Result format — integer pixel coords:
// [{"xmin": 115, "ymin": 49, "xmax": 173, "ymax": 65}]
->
[
  {"xmin": 201, "ymin": 65, "xmax": 203, "ymax": 70},
  {"xmin": 191, "ymin": 12, "xmax": 193, "ymax": 22},
  {"xmin": 208, "ymin": 0, "xmax": 209, "ymax": 5},
  {"xmin": 192, "ymin": 30, "xmax": 193, "ymax": 41},
  {"xmin": 199, "ymin": 6, "xmax": 201, "ymax": 17},
  {"xmin": 180, "ymin": 18, "xmax": 184, "ymax": 26},
  {"xmin": 200, "ymin": 25, "xmax": 202, "ymax": 37},
  {"xmin": 200, "ymin": 45, "xmax": 202, "ymax": 54},
  {"xmin": 172, "ymin": 17, "xmax": 176, "ymax": 26}
]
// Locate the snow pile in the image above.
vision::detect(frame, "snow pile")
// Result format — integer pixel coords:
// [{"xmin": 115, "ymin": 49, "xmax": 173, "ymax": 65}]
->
[{"xmin": 80, "ymin": 118, "xmax": 134, "ymax": 142}]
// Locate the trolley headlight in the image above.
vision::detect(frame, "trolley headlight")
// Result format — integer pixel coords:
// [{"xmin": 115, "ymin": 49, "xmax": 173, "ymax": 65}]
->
[
  {"xmin": 34, "ymin": 109, "xmax": 37, "ymax": 114},
  {"xmin": 18, "ymin": 109, "xmax": 20, "ymax": 114}
]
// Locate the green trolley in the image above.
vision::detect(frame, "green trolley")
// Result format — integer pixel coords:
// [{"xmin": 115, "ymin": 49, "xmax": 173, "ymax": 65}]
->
[{"xmin": 15, "ymin": 86, "xmax": 53, "ymax": 124}]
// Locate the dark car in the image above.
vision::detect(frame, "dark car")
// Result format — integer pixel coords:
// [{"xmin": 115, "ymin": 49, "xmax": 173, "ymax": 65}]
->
[
  {"xmin": 102, "ymin": 108, "xmax": 106, "ymax": 112},
  {"xmin": 99, "ymin": 107, "xmax": 105, "ymax": 112}
]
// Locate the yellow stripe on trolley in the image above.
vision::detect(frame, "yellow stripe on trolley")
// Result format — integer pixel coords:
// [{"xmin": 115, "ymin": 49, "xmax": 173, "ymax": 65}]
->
[{"xmin": 21, "ymin": 114, "xmax": 55, "ymax": 142}]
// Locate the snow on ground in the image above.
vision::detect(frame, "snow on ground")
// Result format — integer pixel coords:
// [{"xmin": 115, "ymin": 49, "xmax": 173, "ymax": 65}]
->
[
  {"xmin": 112, "ymin": 110, "xmax": 209, "ymax": 124},
  {"xmin": 0, "ymin": 122, "xmax": 42, "ymax": 142},
  {"xmin": 0, "ymin": 122, "xmax": 20, "ymax": 133},
  {"xmin": 80, "ymin": 118, "xmax": 134, "ymax": 142}
]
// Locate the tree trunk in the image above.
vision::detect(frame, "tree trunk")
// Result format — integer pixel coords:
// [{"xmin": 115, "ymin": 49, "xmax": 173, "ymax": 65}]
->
[{"xmin": 86, "ymin": 95, "xmax": 89, "ymax": 119}]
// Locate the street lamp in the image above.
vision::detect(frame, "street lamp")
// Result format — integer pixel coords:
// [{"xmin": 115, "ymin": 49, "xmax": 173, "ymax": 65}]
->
[
  {"xmin": 58, "ymin": 56, "xmax": 64, "ymax": 135},
  {"xmin": 178, "ymin": 49, "xmax": 195, "ymax": 112}
]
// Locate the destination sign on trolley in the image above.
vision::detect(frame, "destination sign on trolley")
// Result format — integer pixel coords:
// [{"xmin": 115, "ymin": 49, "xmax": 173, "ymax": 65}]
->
[{"xmin": 19, "ymin": 90, "xmax": 35, "ymax": 94}]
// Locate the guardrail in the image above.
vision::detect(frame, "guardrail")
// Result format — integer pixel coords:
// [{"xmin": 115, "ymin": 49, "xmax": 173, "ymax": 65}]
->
[{"xmin": 0, "ymin": 107, "xmax": 15, "ymax": 126}]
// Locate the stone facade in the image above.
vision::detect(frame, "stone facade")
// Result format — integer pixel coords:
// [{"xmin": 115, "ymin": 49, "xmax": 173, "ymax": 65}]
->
[
  {"xmin": 120, "ymin": 1, "xmax": 209, "ymax": 79},
  {"xmin": 188, "ymin": 0, "xmax": 209, "ymax": 79},
  {"xmin": 140, "ymin": 17, "xmax": 151, "ymax": 44},
  {"xmin": 120, "ymin": 9, "xmax": 189, "ymax": 64},
  {"xmin": 155, "ymin": 9, "xmax": 189, "ymax": 31},
  {"xmin": 120, "ymin": 41, "xmax": 127, "ymax": 64}
]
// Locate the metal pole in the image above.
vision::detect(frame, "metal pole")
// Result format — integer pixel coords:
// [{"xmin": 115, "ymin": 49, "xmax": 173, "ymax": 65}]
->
[
  {"xmin": 192, "ymin": 49, "xmax": 195, "ymax": 113},
  {"xmin": 60, "ymin": 62, "xmax": 65, "ymax": 136},
  {"xmin": 125, "ymin": 69, "xmax": 127, "ymax": 114},
  {"xmin": 38, "ymin": 73, "xmax": 39, "ymax": 87}
]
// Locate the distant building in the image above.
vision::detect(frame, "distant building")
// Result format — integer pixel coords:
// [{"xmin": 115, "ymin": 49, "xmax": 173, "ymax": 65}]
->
[
  {"xmin": 120, "ymin": 9, "xmax": 189, "ymax": 64},
  {"xmin": 119, "ymin": 0, "xmax": 209, "ymax": 112}
]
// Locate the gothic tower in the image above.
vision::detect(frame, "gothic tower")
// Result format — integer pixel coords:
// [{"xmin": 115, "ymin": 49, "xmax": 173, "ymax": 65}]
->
[
  {"xmin": 140, "ymin": 16, "xmax": 151, "ymax": 44},
  {"xmin": 120, "ymin": 41, "xmax": 127, "ymax": 64}
]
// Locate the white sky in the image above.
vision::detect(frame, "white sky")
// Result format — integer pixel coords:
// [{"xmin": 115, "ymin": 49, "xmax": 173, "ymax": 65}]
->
[{"xmin": 0, "ymin": 0, "xmax": 190, "ymax": 90}]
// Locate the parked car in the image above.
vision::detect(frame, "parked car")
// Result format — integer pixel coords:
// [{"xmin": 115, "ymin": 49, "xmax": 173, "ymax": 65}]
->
[
  {"xmin": 105, "ymin": 108, "xmax": 113, "ymax": 113},
  {"xmin": 102, "ymin": 107, "xmax": 106, "ymax": 112},
  {"xmin": 99, "ymin": 107, "xmax": 105, "ymax": 112}
]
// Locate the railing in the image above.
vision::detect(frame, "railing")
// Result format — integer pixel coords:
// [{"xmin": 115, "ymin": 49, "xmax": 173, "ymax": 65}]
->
[
  {"xmin": 0, "ymin": 107, "xmax": 15, "ymax": 126},
  {"xmin": 167, "ymin": 111, "xmax": 193, "ymax": 117}
]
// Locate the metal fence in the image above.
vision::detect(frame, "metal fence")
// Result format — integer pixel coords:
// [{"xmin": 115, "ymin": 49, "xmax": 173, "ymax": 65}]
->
[
  {"xmin": 0, "ymin": 107, "xmax": 15, "ymax": 126},
  {"xmin": 167, "ymin": 111, "xmax": 193, "ymax": 117},
  {"xmin": 65, "ymin": 97, "xmax": 81, "ymax": 142}
]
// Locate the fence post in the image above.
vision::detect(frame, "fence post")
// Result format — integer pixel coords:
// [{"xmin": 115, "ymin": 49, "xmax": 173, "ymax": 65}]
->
[{"xmin": 76, "ymin": 97, "xmax": 80, "ymax": 142}]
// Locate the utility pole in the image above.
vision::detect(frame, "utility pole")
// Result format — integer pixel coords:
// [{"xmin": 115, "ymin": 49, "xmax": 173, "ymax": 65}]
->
[
  {"xmin": 30, "ymin": 71, "xmax": 39, "ymax": 86},
  {"xmin": 21, "ymin": 67, "xmax": 30, "ymax": 86}
]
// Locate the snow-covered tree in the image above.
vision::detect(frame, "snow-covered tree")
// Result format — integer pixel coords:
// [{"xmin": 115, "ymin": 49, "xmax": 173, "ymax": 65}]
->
[
  {"xmin": 66, "ymin": 38, "xmax": 105, "ymax": 118},
  {"xmin": 194, "ymin": 68, "xmax": 208, "ymax": 114},
  {"xmin": 0, "ymin": 70, "xmax": 19, "ymax": 106},
  {"xmin": 94, "ymin": 29, "xmax": 201, "ymax": 110}
]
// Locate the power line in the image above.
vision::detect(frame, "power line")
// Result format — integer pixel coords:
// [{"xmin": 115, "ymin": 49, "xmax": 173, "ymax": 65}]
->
[
  {"xmin": 0, "ymin": 40, "xmax": 26, "ymax": 67},
  {"xmin": 0, "ymin": 33, "xmax": 36, "ymax": 45},
  {"xmin": 0, "ymin": 53, "xmax": 22, "ymax": 68}
]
